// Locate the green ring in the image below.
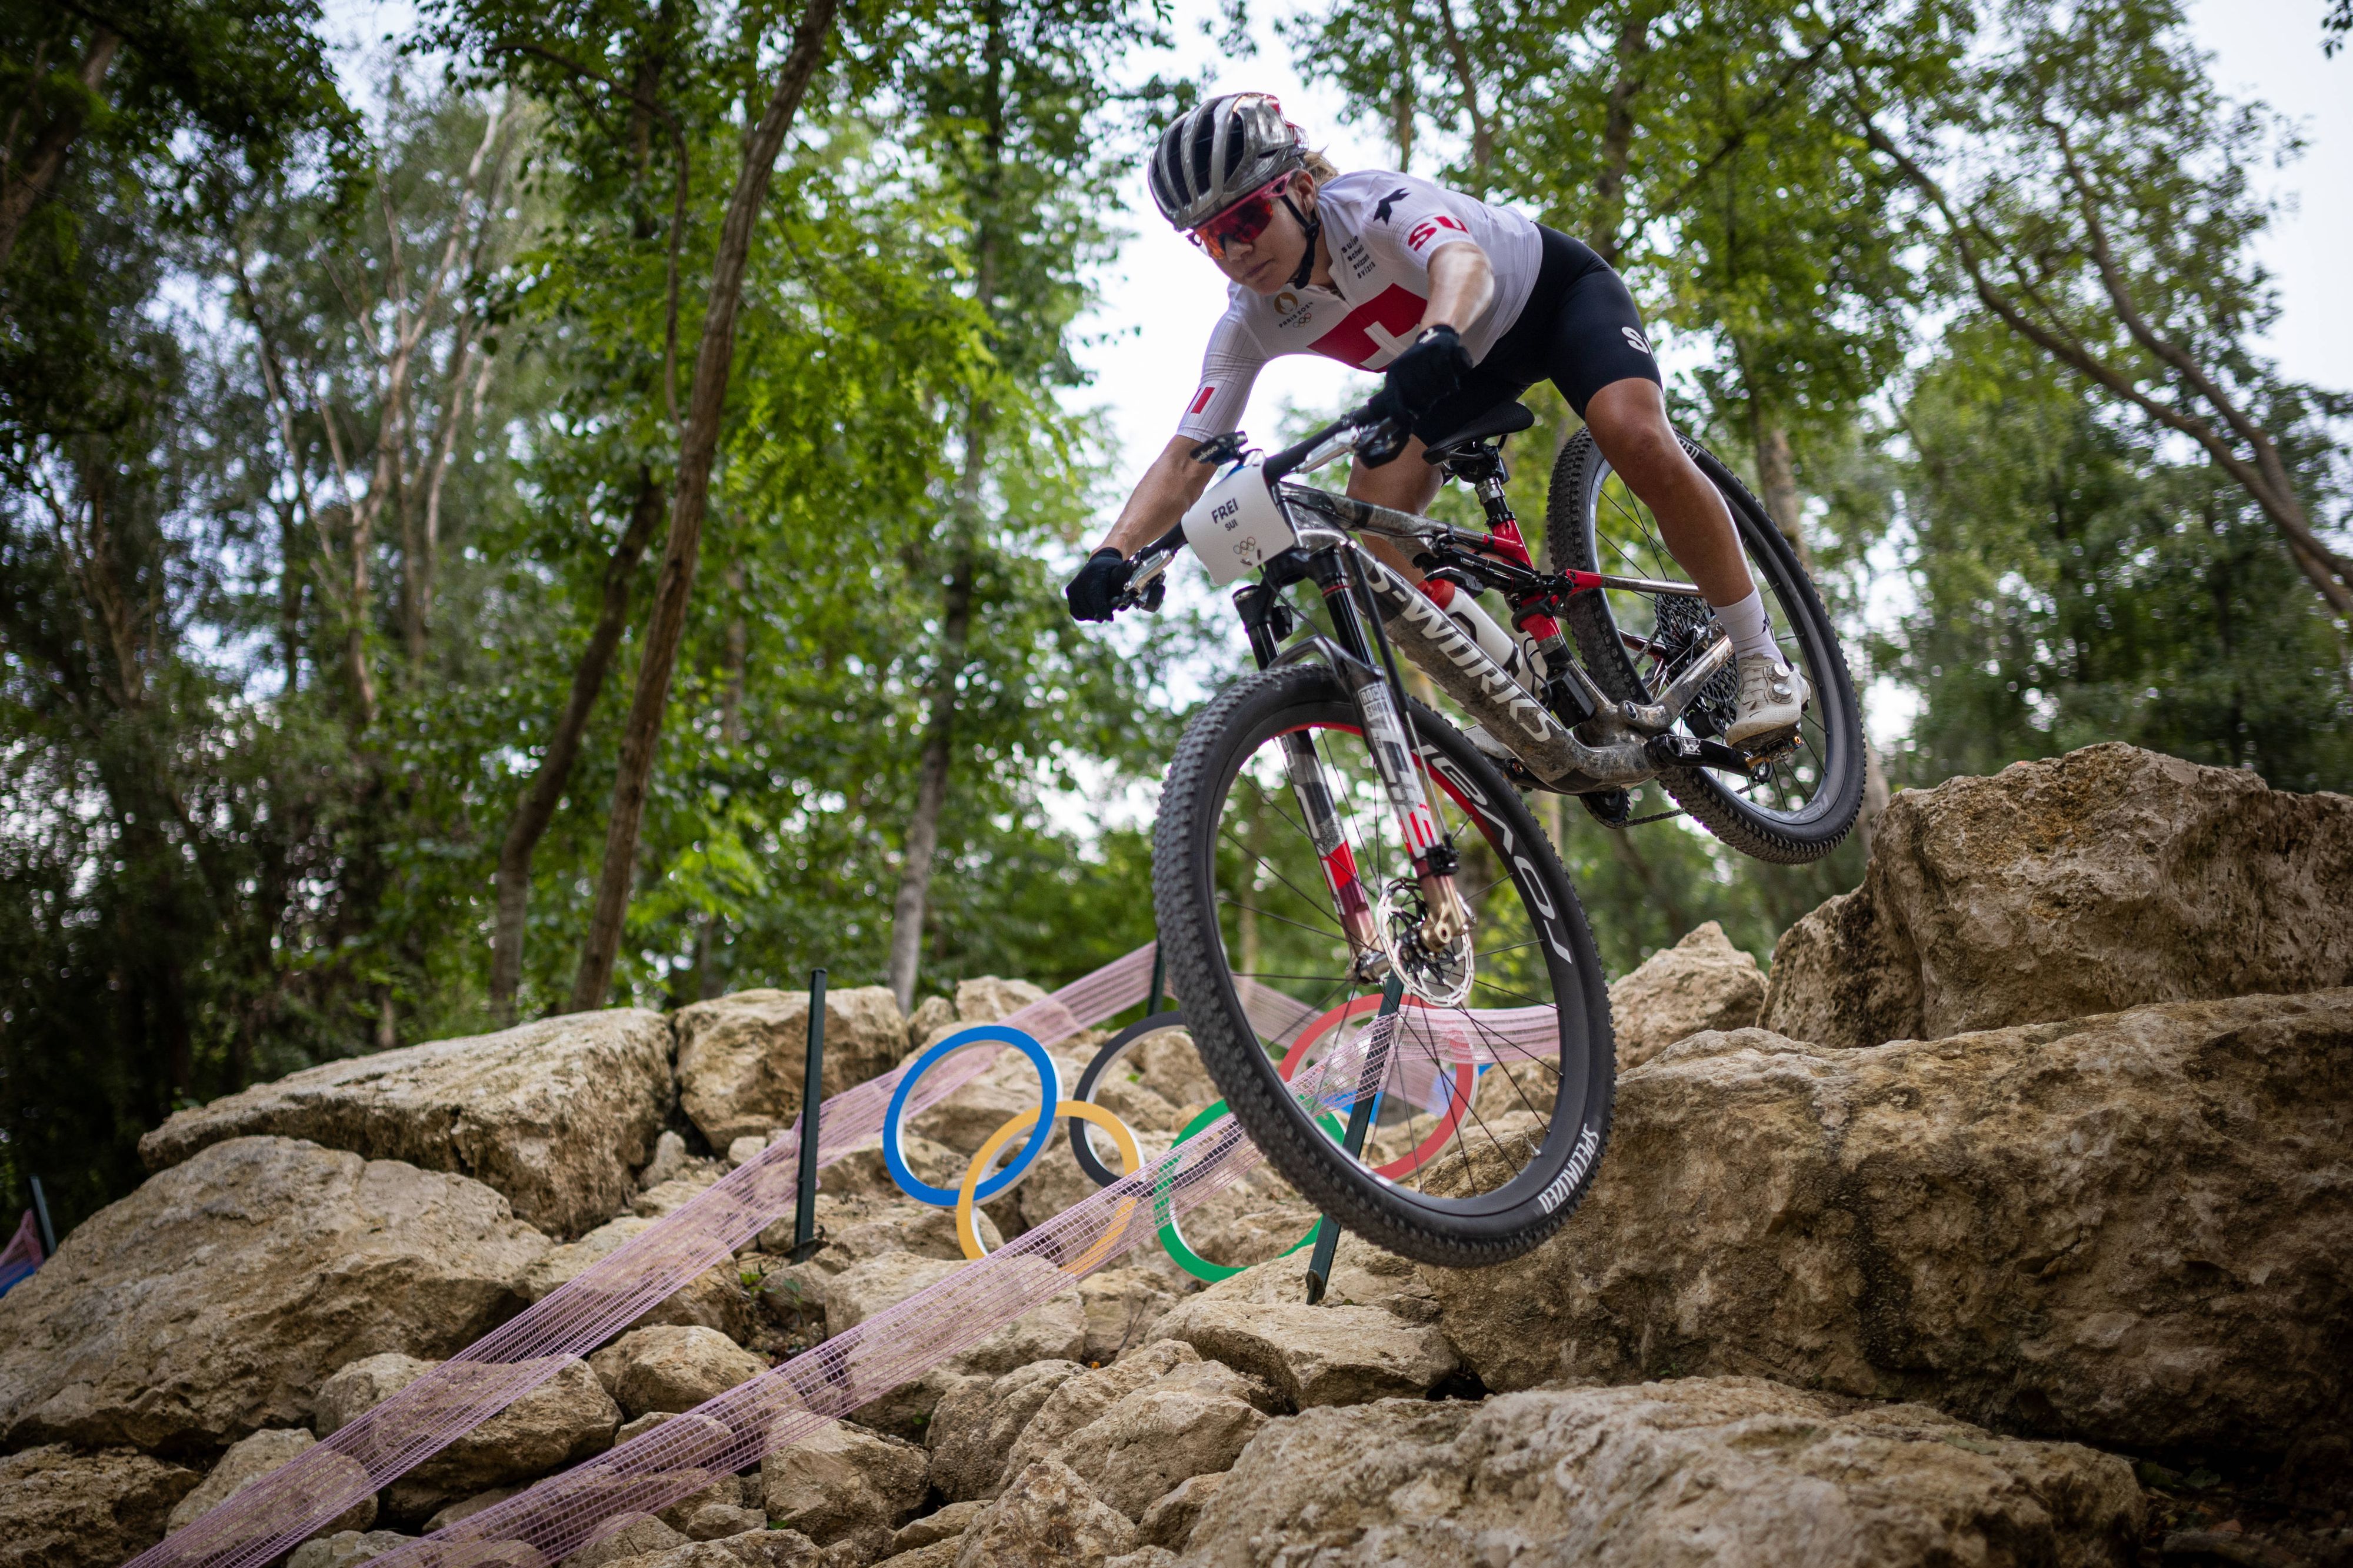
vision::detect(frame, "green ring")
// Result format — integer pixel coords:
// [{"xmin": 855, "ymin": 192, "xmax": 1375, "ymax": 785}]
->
[{"xmin": 1155, "ymin": 1099, "xmax": 1347, "ymax": 1283}]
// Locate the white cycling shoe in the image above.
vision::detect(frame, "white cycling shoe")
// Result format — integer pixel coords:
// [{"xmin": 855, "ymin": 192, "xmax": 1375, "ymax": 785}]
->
[{"xmin": 1724, "ymin": 655, "xmax": 1811, "ymax": 746}]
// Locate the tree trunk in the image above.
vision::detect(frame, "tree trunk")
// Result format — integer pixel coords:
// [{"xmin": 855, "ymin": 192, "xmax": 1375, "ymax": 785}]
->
[
  {"xmin": 1751, "ymin": 416, "xmax": 1814, "ymax": 572},
  {"xmin": 886, "ymin": 539, "xmax": 976, "ymax": 1011},
  {"xmin": 490, "ymin": 472, "xmax": 664, "ymax": 1020},
  {"xmin": 1432, "ymin": 0, "xmax": 1492, "ymax": 195},
  {"xmin": 0, "ymin": 28, "xmax": 118, "ymax": 268},
  {"xmin": 1589, "ymin": 9, "xmax": 1651, "ymax": 266},
  {"xmin": 568, "ymin": 0, "xmax": 840, "ymax": 1013}
]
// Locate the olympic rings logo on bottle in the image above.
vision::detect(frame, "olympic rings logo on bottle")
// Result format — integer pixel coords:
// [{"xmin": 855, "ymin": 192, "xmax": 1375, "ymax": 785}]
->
[{"xmin": 879, "ymin": 1003, "xmax": 1487, "ymax": 1282}]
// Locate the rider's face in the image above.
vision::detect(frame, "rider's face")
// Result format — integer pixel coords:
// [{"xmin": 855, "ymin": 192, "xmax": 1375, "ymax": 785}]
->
[{"xmin": 1202, "ymin": 174, "xmax": 1316, "ymax": 296}]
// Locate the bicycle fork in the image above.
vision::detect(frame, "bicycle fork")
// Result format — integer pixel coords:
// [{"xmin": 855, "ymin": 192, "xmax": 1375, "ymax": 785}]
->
[{"xmin": 1257, "ymin": 551, "xmax": 1471, "ymax": 978}]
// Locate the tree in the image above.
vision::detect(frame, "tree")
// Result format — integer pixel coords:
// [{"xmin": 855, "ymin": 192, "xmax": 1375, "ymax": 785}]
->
[{"xmin": 1844, "ymin": 0, "xmax": 2353, "ymax": 623}]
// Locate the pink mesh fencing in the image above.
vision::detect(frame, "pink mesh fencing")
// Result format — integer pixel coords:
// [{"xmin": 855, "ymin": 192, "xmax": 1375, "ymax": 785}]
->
[
  {"xmin": 125, "ymin": 945, "xmax": 1160, "ymax": 1568},
  {"xmin": 364, "ymin": 999, "xmax": 1414, "ymax": 1568},
  {"xmin": 128, "ymin": 949, "xmax": 1565, "ymax": 1568}
]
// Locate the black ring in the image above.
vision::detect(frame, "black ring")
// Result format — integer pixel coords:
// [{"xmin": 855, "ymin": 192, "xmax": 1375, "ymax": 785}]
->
[{"xmin": 1068, "ymin": 1009, "xmax": 1189, "ymax": 1186}]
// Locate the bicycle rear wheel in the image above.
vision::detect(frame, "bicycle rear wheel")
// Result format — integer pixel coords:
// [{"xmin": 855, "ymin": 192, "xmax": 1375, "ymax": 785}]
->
[
  {"xmin": 1546, "ymin": 428, "xmax": 1865, "ymax": 863},
  {"xmin": 1152, "ymin": 661, "xmax": 1615, "ymax": 1267}
]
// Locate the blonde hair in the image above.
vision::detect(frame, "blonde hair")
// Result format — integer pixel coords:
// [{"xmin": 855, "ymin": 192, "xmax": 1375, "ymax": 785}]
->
[{"xmin": 1301, "ymin": 148, "xmax": 1342, "ymax": 185}]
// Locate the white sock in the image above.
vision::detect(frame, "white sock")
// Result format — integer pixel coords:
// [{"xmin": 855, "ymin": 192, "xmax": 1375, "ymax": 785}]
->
[{"xmin": 1714, "ymin": 589, "xmax": 1783, "ymax": 664}]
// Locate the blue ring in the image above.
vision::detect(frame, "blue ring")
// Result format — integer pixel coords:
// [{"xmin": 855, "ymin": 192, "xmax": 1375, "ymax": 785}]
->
[{"xmin": 883, "ymin": 1025, "xmax": 1063, "ymax": 1207}]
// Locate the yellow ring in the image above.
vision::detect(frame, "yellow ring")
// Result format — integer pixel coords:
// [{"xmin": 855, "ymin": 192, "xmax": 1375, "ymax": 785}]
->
[{"xmin": 957, "ymin": 1100, "xmax": 1143, "ymax": 1267}]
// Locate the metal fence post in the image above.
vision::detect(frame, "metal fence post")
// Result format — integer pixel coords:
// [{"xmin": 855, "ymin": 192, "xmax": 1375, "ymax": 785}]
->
[
  {"xmin": 28, "ymin": 1175, "xmax": 56, "ymax": 1257},
  {"xmin": 1304, "ymin": 972, "xmax": 1404, "ymax": 1305},
  {"xmin": 790, "ymin": 969, "xmax": 826, "ymax": 1262}
]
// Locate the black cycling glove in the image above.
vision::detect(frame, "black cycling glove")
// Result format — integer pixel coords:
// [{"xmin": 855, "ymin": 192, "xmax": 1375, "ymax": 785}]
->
[
  {"xmin": 1065, "ymin": 548, "xmax": 1133, "ymax": 623},
  {"xmin": 1382, "ymin": 324, "xmax": 1471, "ymax": 422}
]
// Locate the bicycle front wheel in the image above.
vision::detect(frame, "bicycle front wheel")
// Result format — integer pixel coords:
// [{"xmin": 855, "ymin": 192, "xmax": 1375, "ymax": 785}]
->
[{"xmin": 1152, "ymin": 662, "xmax": 1615, "ymax": 1267}]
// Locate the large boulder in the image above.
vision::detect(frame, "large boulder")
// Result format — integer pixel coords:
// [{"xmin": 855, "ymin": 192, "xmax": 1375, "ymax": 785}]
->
[
  {"xmin": 926, "ymin": 1359, "xmax": 1086, "ymax": 1502},
  {"xmin": 1760, "ymin": 744, "xmax": 2353, "ymax": 1049},
  {"xmin": 315, "ymin": 1352, "xmax": 619, "ymax": 1509},
  {"xmin": 168, "ymin": 1427, "xmax": 374, "ymax": 1537},
  {"xmin": 1607, "ymin": 920, "xmax": 1767, "ymax": 1070},
  {"xmin": 1180, "ymin": 1377, "xmax": 2141, "ymax": 1567},
  {"xmin": 0, "ymin": 1444, "xmax": 199, "ymax": 1568},
  {"xmin": 1053, "ymin": 1366, "xmax": 1269, "ymax": 1520},
  {"xmin": 0, "ymin": 1136, "xmax": 547, "ymax": 1453},
  {"xmin": 672, "ymin": 987, "xmax": 908, "ymax": 1147},
  {"xmin": 1422, "ymin": 989, "xmax": 2353, "ymax": 1463},
  {"xmin": 138, "ymin": 1012, "xmax": 673, "ymax": 1239}
]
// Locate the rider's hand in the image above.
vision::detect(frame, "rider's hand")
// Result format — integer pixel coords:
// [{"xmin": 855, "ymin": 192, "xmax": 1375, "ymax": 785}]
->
[
  {"xmin": 1065, "ymin": 548, "xmax": 1133, "ymax": 623},
  {"xmin": 1382, "ymin": 325, "xmax": 1470, "ymax": 422}
]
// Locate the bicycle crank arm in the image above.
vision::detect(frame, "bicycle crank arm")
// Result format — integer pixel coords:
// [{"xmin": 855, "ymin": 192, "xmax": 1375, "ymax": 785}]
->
[{"xmin": 1347, "ymin": 548, "xmax": 1654, "ymax": 790}]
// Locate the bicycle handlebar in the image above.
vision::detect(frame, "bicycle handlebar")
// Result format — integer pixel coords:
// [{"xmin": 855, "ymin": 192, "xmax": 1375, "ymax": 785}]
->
[{"xmin": 1110, "ymin": 398, "xmax": 1406, "ymax": 613}]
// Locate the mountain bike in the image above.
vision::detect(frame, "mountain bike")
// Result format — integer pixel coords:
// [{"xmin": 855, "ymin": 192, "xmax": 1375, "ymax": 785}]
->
[{"xmin": 1112, "ymin": 396, "xmax": 1864, "ymax": 1267}]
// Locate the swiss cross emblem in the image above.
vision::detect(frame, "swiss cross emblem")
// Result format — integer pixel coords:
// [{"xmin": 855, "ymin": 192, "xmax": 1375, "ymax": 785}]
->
[{"xmin": 1406, "ymin": 215, "xmax": 1467, "ymax": 252}]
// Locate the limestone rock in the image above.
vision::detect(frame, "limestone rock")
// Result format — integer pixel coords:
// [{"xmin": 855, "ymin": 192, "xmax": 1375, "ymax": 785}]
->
[
  {"xmin": 825, "ymin": 1253, "xmax": 1085, "ymax": 1382},
  {"xmin": 908, "ymin": 995, "xmax": 958, "ymax": 1047},
  {"xmin": 1132, "ymin": 1472, "xmax": 1221, "ymax": 1552},
  {"xmin": 954, "ymin": 977, "xmax": 1049, "ymax": 1025},
  {"xmin": 926, "ymin": 1359, "xmax": 1086, "ymax": 1502},
  {"xmin": 1001, "ymin": 1343, "xmax": 1280, "ymax": 1486},
  {"xmin": 1761, "ymin": 744, "xmax": 2353, "ymax": 1049},
  {"xmin": 951, "ymin": 1457, "xmax": 1133, "ymax": 1567},
  {"xmin": 168, "ymin": 1427, "xmax": 374, "ymax": 1537},
  {"xmin": 289, "ymin": 1532, "xmax": 421, "ymax": 1568},
  {"xmin": 0, "ymin": 1136, "xmax": 546, "ymax": 1452},
  {"xmin": 632, "ymin": 1168, "xmax": 724, "ymax": 1219},
  {"xmin": 0, "ymin": 1444, "xmax": 199, "ymax": 1568},
  {"xmin": 565, "ymin": 1514, "xmax": 688, "ymax": 1568},
  {"xmin": 680, "ymin": 1503, "xmax": 766, "ymax": 1540},
  {"xmin": 639, "ymin": 1130, "xmax": 691, "ymax": 1190},
  {"xmin": 1056, "ymin": 1376, "xmax": 1267, "ymax": 1521},
  {"xmin": 1423, "ymin": 989, "xmax": 2353, "ymax": 1462},
  {"xmin": 424, "ymin": 1487, "xmax": 521, "ymax": 1532},
  {"xmin": 875, "ymin": 1544, "xmax": 962, "ymax": 1568},
  {"xmin": 1182, "ymin": 1377, "xmax": 2140, "ymax": 1567},
  {"xmin": 139, "ymin": 1012, "xmax": 672, "ymax": 1237},
  {"xmin": 1608, "ymin": 920, "xmax": 1767, "ymax": 1070},
  {"xmin": 316, "ymin": 1353, "xmax": 619, "ymax": 1503},
  {"xmin": 892, "ymin": 1501, "xmax": 989, "ymax": 1553},
  {"xmin": 1130, "ymin": 1028, "xmax": 1214, "ymax": 1114},
  {"xmin": 1147, "ymin": 1295, "xmax": 1457, "ymax": 1409},
  {"xmin": 761, "ymin": 1419, "xmax": 929, "ymax": 1544},
  {"xmin": 525, "ymin": 1215, "xmax": 755, "ymax": 1343},
  {"xmin": 591, "ymin": 1327, "xmax": 769, "ymax": 1419},
  {"xmin": 1075, "ymin": 1268, "xmax": 1180, "ymax": 1366},
  {"xmin": 674, "ymin": 987, "xmax": 908, "ymax": 1147}
]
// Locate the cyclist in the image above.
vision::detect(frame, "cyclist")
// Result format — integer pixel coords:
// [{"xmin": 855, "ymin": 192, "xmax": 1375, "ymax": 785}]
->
[{"xmin": 1064, "ymin": 92, "xmax": 1807, "ymax": 748}]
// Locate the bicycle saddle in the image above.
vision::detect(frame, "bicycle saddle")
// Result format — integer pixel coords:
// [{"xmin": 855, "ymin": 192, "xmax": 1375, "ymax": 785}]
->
[{"xmin": 1422, "ymin": 401, "xmax": 1535, "ymax": 463}]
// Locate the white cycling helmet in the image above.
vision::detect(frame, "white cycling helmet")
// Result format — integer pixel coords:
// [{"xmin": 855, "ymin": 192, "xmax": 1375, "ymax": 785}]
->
[{"xmin": 1148, "ymin": 92, "xmax": 1306, "ymax": 231}]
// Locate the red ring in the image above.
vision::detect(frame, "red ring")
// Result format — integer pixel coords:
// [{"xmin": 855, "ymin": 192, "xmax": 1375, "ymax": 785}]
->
[{"xmin": 1277, "ymin": 995, "xmax": 1479, "ymax": 1179}]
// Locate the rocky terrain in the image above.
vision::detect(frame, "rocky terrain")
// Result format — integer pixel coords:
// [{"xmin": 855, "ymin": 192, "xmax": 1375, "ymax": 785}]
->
[{"xmin": 1, "ymin": 743, "xmax": 2347, "ymax": 1568}]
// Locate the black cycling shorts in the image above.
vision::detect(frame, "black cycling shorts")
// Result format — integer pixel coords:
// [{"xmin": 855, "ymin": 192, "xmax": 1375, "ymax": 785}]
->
[{"xmin": 1411, "ymin": 227, "xmax": 1661, "ymax": 446}]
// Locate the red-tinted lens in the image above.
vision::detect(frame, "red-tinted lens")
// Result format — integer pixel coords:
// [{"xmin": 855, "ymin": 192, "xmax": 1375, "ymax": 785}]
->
[{"xmin": 1194, "ymin": 177, "xmax": 1291, "ymax": 259}]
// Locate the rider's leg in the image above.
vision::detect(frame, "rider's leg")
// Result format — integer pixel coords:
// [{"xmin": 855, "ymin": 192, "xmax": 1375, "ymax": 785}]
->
[
  {"xmin": 1580, "ymin": 378, "xmax": 1751, "ymax": 606},
  {"xmin": 1581, "ymin": 376, "xmax": 1808, "ymax": 739},
  {"xmin": 1345, "ymin": 438, "xmax": 1442, "ymax": 583}
]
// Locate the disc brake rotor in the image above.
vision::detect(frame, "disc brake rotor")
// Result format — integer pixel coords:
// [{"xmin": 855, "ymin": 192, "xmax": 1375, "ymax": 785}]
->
[{"xmin": 1377, "ymin": 877, "xmax": 1475, "ymax": 1006}]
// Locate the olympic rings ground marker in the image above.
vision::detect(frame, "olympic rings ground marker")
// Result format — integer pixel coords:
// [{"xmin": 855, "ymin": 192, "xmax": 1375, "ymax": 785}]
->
[
  {"xmin": 1154, "ymin": 1099, "xmax": 1345, "ymax": 1282},
  {"xmin": 955, "ymin": 1102, "xmax": 1143, "ymax": 1265},
  {"xmin": 884, "ymin": 1025, "xmax": 1062, "ymax": 1207}
]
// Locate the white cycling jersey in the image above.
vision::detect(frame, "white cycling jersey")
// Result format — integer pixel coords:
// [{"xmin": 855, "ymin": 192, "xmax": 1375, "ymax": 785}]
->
[{"xmin": 1174, "ymin": 170, "xmax": 1544, "ymax": 442}]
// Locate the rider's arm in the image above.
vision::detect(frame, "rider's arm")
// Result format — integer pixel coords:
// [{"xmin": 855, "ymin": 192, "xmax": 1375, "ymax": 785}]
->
[
  {"xmin": 1419, "ymin": 242, "xmax": 1494, "ymax": 340},
  {"xmin": 1099, "ymin": 436, "xmax": 1218, "ymax": 556}
]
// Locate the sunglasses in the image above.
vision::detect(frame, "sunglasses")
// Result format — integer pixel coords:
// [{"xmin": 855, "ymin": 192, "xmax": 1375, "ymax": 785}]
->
[{"xmin": 1188, "ymin": 174, "xmax": 1299, "ymax": 260}]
